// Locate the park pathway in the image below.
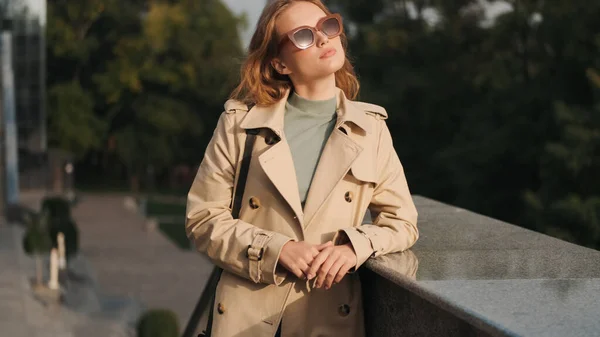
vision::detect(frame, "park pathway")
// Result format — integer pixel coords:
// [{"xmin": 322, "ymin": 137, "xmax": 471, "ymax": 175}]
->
[
  {"xmin": 18, "ymin": 192, "xmax": 214, "ymax": 334},
  {"xmin": 70, "ymin": 194, "xmax": 214, "ymax": 329}
]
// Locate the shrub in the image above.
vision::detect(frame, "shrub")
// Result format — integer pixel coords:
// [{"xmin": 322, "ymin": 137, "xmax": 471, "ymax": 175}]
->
[
  {"xmin": 49, "ymin": 218, "xmax": 79, "ymax": 259},
  {"xmin": 41, "ymin": 197, "xmax": 71, "ymax": 220},
  {"xmin": 137, "ymin": 309, "xmax": 179, "ymax": 337},
  {"xmin": 41, "ymin": 196, "xmax": 79, "ymax": 258},
  {"xmin": 23, "ymin": 217, "xmax": 52, "ymax": 255},
  {"xmin": 22, "ymin": 216, "xmax": 52, "ymax": 285}
]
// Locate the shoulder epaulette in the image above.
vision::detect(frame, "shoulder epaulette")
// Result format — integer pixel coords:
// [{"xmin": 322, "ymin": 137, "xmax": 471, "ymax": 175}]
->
[
  {"xmin": 224, "ymin": 99, "xmax": 250, "ymax": 114},
  {"xmin": 352, "ymin": 101, "xmax": 388, "ymax": 120}
]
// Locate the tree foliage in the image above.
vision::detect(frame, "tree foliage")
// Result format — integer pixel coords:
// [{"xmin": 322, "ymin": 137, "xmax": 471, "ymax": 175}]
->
[
  {"xmin": 46, "ymin": 0, "xmax": 600, "ymax": 249},
  {"xmin": 524, "ymin": 69, "xmax": 600, "ymax": 245},
  {"xmin": 47, "ymin": 0, "xmax": 244, "ymax": 187},
  {"xmin": 331, "ymin": 0, "xmax": 600, "ymax": 248}
]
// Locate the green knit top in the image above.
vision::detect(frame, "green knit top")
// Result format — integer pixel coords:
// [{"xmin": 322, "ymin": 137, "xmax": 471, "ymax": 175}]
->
[{"xmin": 283, "ymin": 92, "xmax": 337, "ymax": 204}]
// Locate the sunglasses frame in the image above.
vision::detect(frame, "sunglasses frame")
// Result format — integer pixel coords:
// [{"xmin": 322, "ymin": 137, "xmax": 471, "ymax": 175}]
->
[{"xmin": 278, "ymin": 13, "xmax": 343, "ymax": 51}]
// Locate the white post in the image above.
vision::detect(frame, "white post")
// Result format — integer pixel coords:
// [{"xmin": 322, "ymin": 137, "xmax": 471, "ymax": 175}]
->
[
  {"xmin": 48, "ymin": 248, "xmax": 59, "ymax": 290},
  {"xmin": 57, "ymin": 232, "xmax": 66, "ymax": 270}
]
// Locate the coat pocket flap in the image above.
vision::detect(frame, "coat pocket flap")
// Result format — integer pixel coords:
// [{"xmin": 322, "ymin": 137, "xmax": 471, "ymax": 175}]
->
[{"xmin": 350, "ymin": 155, "xmax": 377, "ymax": 184}]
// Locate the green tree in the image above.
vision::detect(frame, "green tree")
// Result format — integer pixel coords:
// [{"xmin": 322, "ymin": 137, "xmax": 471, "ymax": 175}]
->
[
  {"xmin": 46, "ymin": 0, "xmax": 114, "ymax": 158},
  {"xmin": 47, "ymin": 82, "xmax": 106, "ymax": 158},
  {"xmin": 47, "ymin": 0, "xmax": 245, "ymax": 191},
  {"xmin": 524, "ymin": 69, "xmax": 600, "ymax": 248},
  {"xmin": 93, "ymin": 0, "xmax": 244, "ymax": 191},
  {"xmin": 331, "ymin": 0, "xmax": 600, "ymax": 248}
]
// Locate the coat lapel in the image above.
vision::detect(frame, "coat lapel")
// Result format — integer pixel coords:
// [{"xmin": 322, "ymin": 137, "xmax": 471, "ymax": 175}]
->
[
  {"xmin": 258, "ymin": 138, "xmax": 304, "ymax": 223},
  {"xmin": 302, "ymin": 89, "xmax": 372, "ymax": 227},
  {"xmin": 302, "ymin": 127, "xmax": 363, "ymax": 227},
  {"xmin": 239, "ymin": 91, "xmax": 305, "ymax": 223}
]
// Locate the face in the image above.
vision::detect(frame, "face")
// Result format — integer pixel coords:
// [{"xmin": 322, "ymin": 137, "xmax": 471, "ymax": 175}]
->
[{"xmin": 272, "ymin": 2, "xmax": 346, "ymax": 83}]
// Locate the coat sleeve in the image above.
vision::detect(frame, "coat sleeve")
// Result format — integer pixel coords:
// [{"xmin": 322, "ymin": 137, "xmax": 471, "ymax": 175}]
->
[
  {"xmin": 334, "ymin": 119, "xmax": 419, "ymax": 270},
  {"xmin": 186, "ymin": 112, "xmax": 294, "ymax": 285}
]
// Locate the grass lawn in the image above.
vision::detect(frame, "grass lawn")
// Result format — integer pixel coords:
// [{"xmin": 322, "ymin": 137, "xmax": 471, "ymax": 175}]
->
[
  {"xmin": 159, "ymin": 222, "xmax": 191, "ymax": 250},
  {"xmin": 146, "ymin": 200, "xmax": 187, "ymax": 217},
  {"xmin": 139, "ymin": 198, "xmax": 190, "ymax": 250}
]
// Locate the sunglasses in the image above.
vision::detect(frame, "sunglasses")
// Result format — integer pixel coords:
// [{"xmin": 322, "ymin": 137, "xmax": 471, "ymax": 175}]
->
[{"xmin": 278, "ymin": 14, "xmax": 343, "ymax": 51}]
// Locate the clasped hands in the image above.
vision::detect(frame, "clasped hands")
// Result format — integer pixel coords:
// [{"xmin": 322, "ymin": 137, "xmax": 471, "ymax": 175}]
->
[{"xmin": 277, "ymin": 240, "xmax": 357, "ymax": 290}]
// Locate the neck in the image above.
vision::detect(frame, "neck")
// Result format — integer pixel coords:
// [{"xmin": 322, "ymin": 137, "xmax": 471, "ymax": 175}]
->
[{"xmin": 290, "ymin": 74, "xmax": 337, "ymax": 101}]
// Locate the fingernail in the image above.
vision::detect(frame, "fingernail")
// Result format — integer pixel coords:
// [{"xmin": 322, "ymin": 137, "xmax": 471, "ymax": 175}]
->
[
  {"xmin": 325, "ymin": 285, "xmax": 330, "ymax": 290},
  {"xmin": 307, "ymin": 274, "xmax": 314, "ymax": 279}
]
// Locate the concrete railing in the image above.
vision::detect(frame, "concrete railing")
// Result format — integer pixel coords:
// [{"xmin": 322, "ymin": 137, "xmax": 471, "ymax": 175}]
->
[{"xmin": 362, "ymin": 196, "xmax": 600, "ymax": 337}]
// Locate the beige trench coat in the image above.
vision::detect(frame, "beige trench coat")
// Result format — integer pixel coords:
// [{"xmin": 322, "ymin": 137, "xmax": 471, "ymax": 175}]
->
[{"xmin": 186, "ymin": 88, "xmax": 418, "ymax": 337}]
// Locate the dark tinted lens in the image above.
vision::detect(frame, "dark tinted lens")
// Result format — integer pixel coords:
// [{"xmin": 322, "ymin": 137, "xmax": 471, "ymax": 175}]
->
[
  {"xmin": 293, "ymin": 28, "xmax": 314, "ymax": 48},
  {"xmin": 321, "ymin": 18, "xmax": 341, "ymax": 36}
]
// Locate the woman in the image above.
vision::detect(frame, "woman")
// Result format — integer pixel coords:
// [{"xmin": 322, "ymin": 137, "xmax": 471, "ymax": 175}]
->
[{"xmin": 185, "ymin": 1, "xmax": 419, "ymax": 336}]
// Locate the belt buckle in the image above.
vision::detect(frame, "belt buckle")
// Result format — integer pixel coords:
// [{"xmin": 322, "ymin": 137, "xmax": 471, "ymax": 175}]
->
[{"xmin": 246, "ymin": 245, "xmax": 264, "ymax": 261}]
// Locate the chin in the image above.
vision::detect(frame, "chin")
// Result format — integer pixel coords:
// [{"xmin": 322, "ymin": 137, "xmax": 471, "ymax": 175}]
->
[
  {"xmin": 298, "ymin": 56, "xmax": 345, "ymax": 80},
  {"xmin": 318, "ymin": 56, "xmax": 345, "ymax": 75}
]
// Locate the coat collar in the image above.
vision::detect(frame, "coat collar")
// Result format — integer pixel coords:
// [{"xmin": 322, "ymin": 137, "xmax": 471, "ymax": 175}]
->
[
  {"xmin": 238, "ymin": 87, "xmax": 373, "ymax": 136},
  {"xmin": 335, "ymin": 89, "xmax": 374, "ymax": 134}
]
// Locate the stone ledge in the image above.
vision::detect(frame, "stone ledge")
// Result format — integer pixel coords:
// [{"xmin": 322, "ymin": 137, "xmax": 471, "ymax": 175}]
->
[{"xmin": 363, "ymin": 195, "xmax": 600, "ymax": 337}]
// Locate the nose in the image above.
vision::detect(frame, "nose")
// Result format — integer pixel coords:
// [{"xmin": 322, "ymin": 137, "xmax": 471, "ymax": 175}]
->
[{"xmin": 316, "ymin": 31, "xmax": 329, "ymax": 47}]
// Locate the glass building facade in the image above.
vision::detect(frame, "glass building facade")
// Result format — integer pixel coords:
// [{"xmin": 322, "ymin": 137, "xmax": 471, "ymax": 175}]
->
[{"xmin": 1, "ymin": 0, "xmax": 47, "ymax": 191}]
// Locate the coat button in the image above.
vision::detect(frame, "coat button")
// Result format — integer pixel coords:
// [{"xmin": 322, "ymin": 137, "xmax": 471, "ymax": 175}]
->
[
  {"xmin": 344, "ymin": 191, "xmax": 353, "ymax": 203},
  {"xmin": 217, "ymin": 302, "xmax": 225, "ymax": 314},
  {"xmin": 338, "ymin": 304, "xmax": 350, "ymax": 317},
  {"xmin": 249, "ymin": 197, "xmax": 261, "ymax": 209},
  {"xmin": 265, "ymin": 135, "xmax": 279, "ymax": 145}
]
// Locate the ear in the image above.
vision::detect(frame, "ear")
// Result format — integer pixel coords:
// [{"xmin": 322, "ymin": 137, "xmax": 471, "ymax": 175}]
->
[{"xmin": 271, "ymin": 58, "xmax": 292, "ymax": 75}]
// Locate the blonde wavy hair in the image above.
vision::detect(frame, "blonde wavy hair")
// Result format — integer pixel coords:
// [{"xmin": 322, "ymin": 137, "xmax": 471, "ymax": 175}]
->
[{"xmin": 229, "ymin": 0, "xmax": 360, "ymax": 106}]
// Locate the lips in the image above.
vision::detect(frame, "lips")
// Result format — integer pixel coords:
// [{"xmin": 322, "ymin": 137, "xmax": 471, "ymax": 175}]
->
[{"xmin": 320, "ymin": 48, "xmax": 337, "ymax": 59}]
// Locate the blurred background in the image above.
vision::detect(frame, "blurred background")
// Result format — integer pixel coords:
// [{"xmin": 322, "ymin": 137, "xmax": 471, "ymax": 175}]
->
[
  {"xmin": 0, "ymin": 0, "xmax": 599, "ymax": 335},
  {"xmin": 4, "ymin": 0, "xmax": 596, "ymax": 248}
]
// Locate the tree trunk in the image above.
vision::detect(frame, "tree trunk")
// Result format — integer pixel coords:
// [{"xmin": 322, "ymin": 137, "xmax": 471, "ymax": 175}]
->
[
  {"xmin": 130, "ymin": 174, "xmax": 140, "ymax": 193},
  {"xmin": 35, "ymin": 255, "xmax": 43, "ymax": 286},
  {"xmin": 53, "ymin": 165, "xmax": 64, "ymax": 193}
]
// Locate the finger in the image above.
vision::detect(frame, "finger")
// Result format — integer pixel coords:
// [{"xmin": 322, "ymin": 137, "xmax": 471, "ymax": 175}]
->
[
  {"xmin": 311, "ymin": 247, "xmax": 320, "ymax": 259},
  {"xmin": 304, "ymin": 251, "xmax": 317, "ymax": 265},
  {"xmin": 316, "ymin": 252, "xmax": 339, "ymax": 288},
  {"xmin": 315, "ymin": 241, "xmax": 334, "ymax": 251},
  {"xmin": 325, "ymin": 258, "xmax": 345, "ymax": 289},
  {"xmin": 334, "ymin": 260, "xmax": 352, "ymax": 284},
  {"xmin": 297, "ymin": 260, "xmax": 310, "ymax": 277},
  {"xmin": 307, "ymin": 251, "xmax": 328, "ymax": 280},
  {"xmin": 288, "ymin": 264, "xmax": 304, "ymax": 279},
  {"xmin": 307, "ymin": 248, "xmax": 331, "ymax": 280}
]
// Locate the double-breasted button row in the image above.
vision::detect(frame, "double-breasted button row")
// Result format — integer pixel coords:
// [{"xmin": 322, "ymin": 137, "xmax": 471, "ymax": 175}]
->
[
  {"xmin": 251, "ymin": 192, "xmax": 352, "ymax": 208},
  {"xmin": 218, "ymin": 301, "xmax": 348, "ymax": 317}
]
